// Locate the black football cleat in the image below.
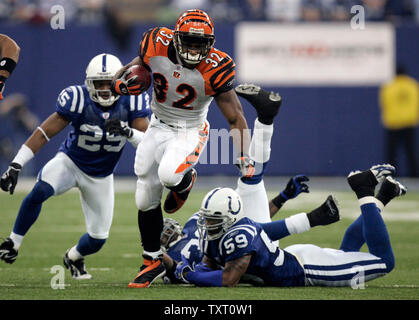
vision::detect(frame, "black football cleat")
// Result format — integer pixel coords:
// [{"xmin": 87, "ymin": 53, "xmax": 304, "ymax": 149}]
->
[
  {"xmin": 235, "ymin": 84, "xmax": 282, "ymax": 125},
  {"xmin": 347, "ymin": 164, "xmax": 395, "ymax": 199},
  {"xmin": 63, "ymin": 250, "xmax": 92, "ymax": 280},
  {"xmin": 307, "ymin": 195, "xmax": 340, "ymax": 227},
  {"xmin": 0, "ymin": 237, "xmax": 18, "ymax": 264},
  {"xmin": 164, "ymin": 168, "xmax": 197, "ymax": 214},
  {"xmin": 376, "ymin": 176, "xmax": 407, "ymax": 206},
  {"xmin": 128, "ymin": 254, "xmax": 166, "ymax": 288}
]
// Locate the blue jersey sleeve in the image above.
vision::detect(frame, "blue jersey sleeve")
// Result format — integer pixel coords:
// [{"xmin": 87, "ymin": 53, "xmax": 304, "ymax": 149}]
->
[
  {"xmin": 127, "ymin": 92, "xmax": 151, "ymax": 124},
  {"xmin": 219, "ymin": 225, "xmax": 257, "ymax": 263},
  {"xmin": 55, "ymin": 86, "xmax": 83, "ymax": 122}
]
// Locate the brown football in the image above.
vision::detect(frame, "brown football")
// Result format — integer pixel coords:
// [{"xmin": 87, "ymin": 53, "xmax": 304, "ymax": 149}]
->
[{"xmin": 126, "ymin": 64, "xmax": 151, "ymax": 93}]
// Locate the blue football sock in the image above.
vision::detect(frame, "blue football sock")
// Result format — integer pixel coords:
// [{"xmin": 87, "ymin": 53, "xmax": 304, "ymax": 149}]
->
[
  {"xmin": 76, "ymin": 233, "xmax": 106, "ymax": 256},
  {"xmin": 12, "ymin": 180, "xmax": 54, "ymax": 236},
  {"xmin": 361, "ymin": 203, "xmax": 395, "ymax": 272},
  {"xmin": 339, "ymin": 215, "xmax": 365, "ymax": 252},
  {"xmin": 240, "ymin": 162, "xmax": 268, "ymax": 185}
]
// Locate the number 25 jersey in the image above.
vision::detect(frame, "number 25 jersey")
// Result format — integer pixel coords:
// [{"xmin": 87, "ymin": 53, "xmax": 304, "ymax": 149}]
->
[{"xmin": 139, "ymin": 27, "xmax": 235, "ymax": 128}]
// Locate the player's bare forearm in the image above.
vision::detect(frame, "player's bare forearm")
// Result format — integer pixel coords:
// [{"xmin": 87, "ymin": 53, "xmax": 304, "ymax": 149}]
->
[
  {"xmin": 269, "ymin": 200, "xmax": 280, "ymax": 218},
  {"xmin": 215, "ymin": 90, "xmax": 251, "ymax": 155},
  {"xmin": 24, "ymin": 112, "xmax": 69, "ymax": 154},
  {"xmin": 131, "ymin": 117, "xmax": 149, "ymax": 132},
  {"xmin": 0, "ymin": 34, "xmax": 20, "ymax": 78},
  {"xmin": 222, "ymin": 254, "xmax": 251, "ymax": 287}
]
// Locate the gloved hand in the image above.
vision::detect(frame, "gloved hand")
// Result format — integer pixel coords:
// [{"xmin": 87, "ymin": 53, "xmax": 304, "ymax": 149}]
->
[
  {"xmin": 175, "ymin": 257, "xmax": 195, "ymax": 284},
  {"xmin": 104, "ymin": 119, "xmax": 133, "ymax": 138},
  {"xmin": 0, "ymin": 162, "xmax": 22, "ymax": 194},
  {"xmin": 281, "ymin": 174, "xmax": 310, "ymax": 200},
  {"xmin": 235, "ymin": 154, "xmax": 255, "ymax": 178},
  {"xmin": 111, "ymin": 70, "xmax": 143, "ymax": 96}
]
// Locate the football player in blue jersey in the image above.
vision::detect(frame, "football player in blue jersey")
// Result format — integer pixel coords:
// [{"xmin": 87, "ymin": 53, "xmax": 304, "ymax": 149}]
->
[
  {"xmin": 0, "ymin": 53, "xmax": 151, "ymax": 279},
  {"xmin": 175, "ymin": 164, "xmax": 407, "ymax": 287}
]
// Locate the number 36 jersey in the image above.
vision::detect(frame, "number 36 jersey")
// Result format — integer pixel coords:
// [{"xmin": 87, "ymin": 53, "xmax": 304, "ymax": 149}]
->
[
  {"xmin": 139, "ymin": 27, "xmax": 235, "ymax": 128},
  {"xmin": 206, "ymin": 218, "xmax": 307, "ymax": 287},
  {"xmin": 56, "ymin": 85, "xmax": 150, "ymax": 177}
]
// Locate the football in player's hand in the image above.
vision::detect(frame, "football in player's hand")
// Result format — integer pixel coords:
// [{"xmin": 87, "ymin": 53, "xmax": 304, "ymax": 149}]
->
[{"xmin": 125, "ymin": 65, "xmax": 151, "ymax": 93}]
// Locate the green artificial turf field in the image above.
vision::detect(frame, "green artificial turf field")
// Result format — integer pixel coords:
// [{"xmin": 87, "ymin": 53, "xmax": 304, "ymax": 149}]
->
[{"xmin": 1, "ymin": 187, "xmax": 419, "ymax": 301}]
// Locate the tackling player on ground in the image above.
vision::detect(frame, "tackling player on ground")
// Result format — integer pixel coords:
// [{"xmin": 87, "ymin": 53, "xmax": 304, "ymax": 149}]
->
[
  {"xmin": 110, "ymin": 9, "xmax": 254, "ymax": 288},
  {"xmin": 174, "ymin": 164, "xmax": 406, "ymax": 287},
  {"xmin": 0, "ymin": 34, "xmax": 20, "ymax": 100},
  {"xmin": 0, "ymin": 54, "xmax": 150, "ymax": 279}
]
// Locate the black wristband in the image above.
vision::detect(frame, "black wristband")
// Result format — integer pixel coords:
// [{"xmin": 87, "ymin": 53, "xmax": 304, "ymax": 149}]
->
[
  {"xmin": 271, "ymin": 193, "xmax": 287, "ymax": 209},
  {"xmin": 0, "ymin": 57, "xmax": 17, "ymax": 74},
  {"xmin": 0, "ymin": 75, "xmax": 6, "ymax": 82}
]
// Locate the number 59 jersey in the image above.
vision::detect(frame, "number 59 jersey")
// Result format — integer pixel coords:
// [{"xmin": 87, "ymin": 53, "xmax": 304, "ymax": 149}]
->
[
  {"xmin": 206, "ymin": 218, "xmax": 307, "ymax": 287},
  {"xmin": 56, "ymin": 85, "xmax": 150, "ymax": 177},
  {"xmin": 139, "ymin": 27, "xmax": 235, "ymax": 128}
]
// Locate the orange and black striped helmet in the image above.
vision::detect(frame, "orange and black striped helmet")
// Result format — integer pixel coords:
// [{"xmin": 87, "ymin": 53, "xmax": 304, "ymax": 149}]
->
[{"xmin": 174, "ymin": 9, "xmax": 216, "ymax": 66}]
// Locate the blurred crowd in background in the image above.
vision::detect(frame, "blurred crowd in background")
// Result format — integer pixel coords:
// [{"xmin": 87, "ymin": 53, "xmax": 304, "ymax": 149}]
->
[{"xmin": 0, "ymin": 0, "xmax": 419, "ymax": 26}]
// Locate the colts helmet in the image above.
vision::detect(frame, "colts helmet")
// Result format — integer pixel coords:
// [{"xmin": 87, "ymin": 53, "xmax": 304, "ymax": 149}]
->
[
  {"xmin": 160, "ymin": 218, "xmax": 183, "ymax": 250},
  {"xmin": 173, "ymin": 9, "xmax": 215, "ymax": 66},
  {"xmin": 197, "ymin": 187, "xmax": 244, "ymax": 240},
  {"xmin": 85, "ymin": 53, "xmax": 123, "ymax": 107}
]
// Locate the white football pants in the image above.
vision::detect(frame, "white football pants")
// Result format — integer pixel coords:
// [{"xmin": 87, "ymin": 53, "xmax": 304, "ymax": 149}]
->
[
  {"xmin": 285, "ymin": 244, "xmax": 388, "ymax": 287},
  {"xmin": 134, "ymin": 114, "xmax": 209, "ymax": 211},
  {"xmin": 38, "ymin": 152, "xmax": 114, "ymax": 239}
]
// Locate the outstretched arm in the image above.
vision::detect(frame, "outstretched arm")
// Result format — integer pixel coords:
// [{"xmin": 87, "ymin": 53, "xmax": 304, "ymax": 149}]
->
[
  {"xmin": 0, "ymin": 112, "xmax": 69, "ymax": 194},
  {"xmin": 215, "ymin": 90, "xmax": 253, "ymax": 177},
  {"xmin": 176, "ymin": 254, "xmax": 252, "ymax": 287}
]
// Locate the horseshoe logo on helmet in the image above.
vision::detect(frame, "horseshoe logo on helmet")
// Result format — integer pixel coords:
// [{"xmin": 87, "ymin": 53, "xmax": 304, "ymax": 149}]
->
[{"xmin": 228, "ymin": 196, "xmax": 241, "ymax": 215}]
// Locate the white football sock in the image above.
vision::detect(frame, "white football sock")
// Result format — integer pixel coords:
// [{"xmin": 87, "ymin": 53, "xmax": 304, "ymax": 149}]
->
[
  {"xmin": 250, "ymin": 119, "xmax": 273, "ymax": 164},
  {"xmin": 68, "ymin": 245, "xmax": 83, "ymax": 261},
  {"xmin": 9, "ymin": 232, "xmax": 24, "ymax": 250}
]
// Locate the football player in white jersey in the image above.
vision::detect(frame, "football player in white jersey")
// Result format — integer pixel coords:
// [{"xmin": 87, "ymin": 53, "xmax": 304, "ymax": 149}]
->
[
  {"xmin": 111, "ymin": 9, "xmax": 254, "ymax": 288},
  {"xmin": 0, "ymin": 54, "xmax": 150, "ymax": 279}
]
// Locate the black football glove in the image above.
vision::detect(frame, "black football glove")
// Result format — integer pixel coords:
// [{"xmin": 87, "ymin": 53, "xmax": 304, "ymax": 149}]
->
[
  {"xmin": 0, "ymin": 162, "xmax": 22, "ymax": 194},
  {"xmin": 271, "ymin": 175, "xmax": 310, "ymax": 210},
  {"xmin": 235, "ymin": 154, "xmax": 255, "ymax": 178},
  {"xmin": 281, "ymin": 174, "xmax": 310, "ymax": 200},
  {"xmin": 104, "ymin": 119, "xmax": 133, "ymax": 138}
]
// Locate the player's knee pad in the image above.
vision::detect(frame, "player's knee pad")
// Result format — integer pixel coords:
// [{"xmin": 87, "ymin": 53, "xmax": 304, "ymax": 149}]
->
[
  {"xmin": 135, "ymin": 188, "xmax": 160, "ymax": 211},
  {"xmin": 27, "ymin": 180, "xmax": 55, "ymax": 204},
  {"xmin": 157, "ymin": 165, "xmax": 183, "ymax": 188}
]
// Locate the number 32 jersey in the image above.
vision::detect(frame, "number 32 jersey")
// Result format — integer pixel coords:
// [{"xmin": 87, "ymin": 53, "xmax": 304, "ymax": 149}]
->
[
  {"xmin": 139, "ymin": 27, "xmax": 235, "ymax": 128},
  {"xmin": 56, "ymin": 85, "xmax": 150, "ymax": 177}
]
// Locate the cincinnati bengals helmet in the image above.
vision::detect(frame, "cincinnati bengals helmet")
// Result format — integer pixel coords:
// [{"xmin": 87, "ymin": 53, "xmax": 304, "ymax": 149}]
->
[{"xmin": 173, "ymin": 9, "xmax": 215, "ymax": 66}]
